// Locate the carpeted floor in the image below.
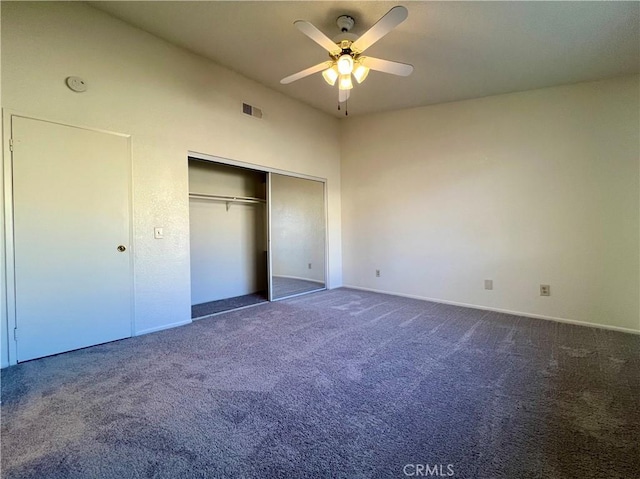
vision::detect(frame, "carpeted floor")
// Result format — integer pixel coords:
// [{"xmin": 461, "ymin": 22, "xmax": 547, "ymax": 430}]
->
[
  {"xmin": 191, "ymin": 292, "xmax": 268, "ymax": 319},
  {"xmin": 1, "ymin": 288, "xmax": 639, "ymax": 478},
  {"xmin": 272, "ymin": 276, "xmax": 324, "ymax": 299}
]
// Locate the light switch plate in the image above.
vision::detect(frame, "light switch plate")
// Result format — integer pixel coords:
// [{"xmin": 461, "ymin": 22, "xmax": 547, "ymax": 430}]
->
[{"xmin": 154, "ymin": 227, "xmax": 164, "ymax": 239}]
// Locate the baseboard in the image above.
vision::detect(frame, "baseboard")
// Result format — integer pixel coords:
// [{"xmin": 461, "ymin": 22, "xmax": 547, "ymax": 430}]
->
[
  {"xmin": 135, "ymin": 319, "xmax": 192, "ymax": 336},
  {"xmin": 342, "ymin": 285, "xmax": 640, "ymax": 335}
]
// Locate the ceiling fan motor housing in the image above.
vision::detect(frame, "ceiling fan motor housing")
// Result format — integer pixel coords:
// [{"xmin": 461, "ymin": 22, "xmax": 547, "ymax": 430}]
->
[{"xmin": 336, "ymin": 15, "xmax": 355, "ymax": 33}]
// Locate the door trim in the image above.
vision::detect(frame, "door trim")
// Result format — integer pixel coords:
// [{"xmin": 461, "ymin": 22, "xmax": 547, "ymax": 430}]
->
[
  {"xmin": 189, "ymin": 150, "xmax": 327, "ymax": 184},
  {"xmin": 2, "ymin": 110, "xmax": 135, "ymax": 366},
  {"xmin": 266, "ymin": 173, "xmax": 273, "ymax": 301}
]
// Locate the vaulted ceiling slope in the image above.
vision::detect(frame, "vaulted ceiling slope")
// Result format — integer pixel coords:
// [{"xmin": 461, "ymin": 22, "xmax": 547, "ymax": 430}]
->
[{"xmin": 89, "ymin": 1, "xmax": 640, "ymax": 118}]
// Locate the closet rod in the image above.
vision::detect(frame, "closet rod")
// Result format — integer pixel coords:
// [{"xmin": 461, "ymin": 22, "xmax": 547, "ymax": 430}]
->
[
  {"xmin": 189, "ymin": 193, "xmax": 265, "ymax": 211},
  {"xmin": 189, "ymin": 193, "xmax": 266, "ymax": 203}
]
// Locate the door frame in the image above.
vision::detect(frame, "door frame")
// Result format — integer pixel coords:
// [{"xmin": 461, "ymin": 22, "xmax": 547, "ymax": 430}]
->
[
  {"xmin": 187, "ymin": 150, "xmax": 330, "ymax": 301},
  {"xmin": 2, "ymin": 110, "xmax": 135, "ymax": 366}
]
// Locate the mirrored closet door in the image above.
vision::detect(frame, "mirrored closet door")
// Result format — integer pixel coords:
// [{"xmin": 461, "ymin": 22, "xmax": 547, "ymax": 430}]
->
[{"xmin": 269, "ymin": 173, "xmax": 326, "ymax": 300}]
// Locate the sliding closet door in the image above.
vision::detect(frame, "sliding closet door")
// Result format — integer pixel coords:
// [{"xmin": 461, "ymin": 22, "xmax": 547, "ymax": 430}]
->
[{"xmin": 269, "ymin": 173, "xmax": 326, "ymax": 300}]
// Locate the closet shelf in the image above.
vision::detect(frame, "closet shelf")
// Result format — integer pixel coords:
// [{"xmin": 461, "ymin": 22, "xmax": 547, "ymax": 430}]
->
[{"xmin": 189, "ymin": 192, "xmax": 266, "ymax": 211}]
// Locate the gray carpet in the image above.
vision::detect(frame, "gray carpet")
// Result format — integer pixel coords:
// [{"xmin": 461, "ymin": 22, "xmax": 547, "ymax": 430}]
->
[
  {"xmin": 272, "ymin": 276, "xmax": 324, "ymax": 299},
  {"xmin": 1, "ymin": 288, "xmax": 639, "ymax": 478},
  {"xmin": 191, "ymin": 292, "xmax": 268, "ymax": 319}
]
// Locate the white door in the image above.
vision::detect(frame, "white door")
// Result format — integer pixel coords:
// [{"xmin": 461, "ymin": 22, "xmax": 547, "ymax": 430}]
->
[{"xmin": 11, "ymin": 116, "xmax": 133, "ymax": 362}]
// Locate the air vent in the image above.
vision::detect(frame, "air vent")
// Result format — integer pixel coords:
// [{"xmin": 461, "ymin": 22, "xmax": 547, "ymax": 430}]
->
[{"xmin": 242, "ymin": 103, "xmax": 263, "ymax": 119}]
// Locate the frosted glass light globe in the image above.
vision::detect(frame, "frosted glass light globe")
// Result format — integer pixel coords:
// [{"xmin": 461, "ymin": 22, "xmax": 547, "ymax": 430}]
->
[{"xmin": 337, "ymin": 54, "xmax": 354, "ymax": 75}]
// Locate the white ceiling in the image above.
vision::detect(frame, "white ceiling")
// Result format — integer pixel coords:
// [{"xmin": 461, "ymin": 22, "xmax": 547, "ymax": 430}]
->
[{"xmin": 89, "ymin": 1, "xmax": 640, "ymax": 118}]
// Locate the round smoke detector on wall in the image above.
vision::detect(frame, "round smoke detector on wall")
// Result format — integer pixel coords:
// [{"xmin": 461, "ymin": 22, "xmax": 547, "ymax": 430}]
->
[{"xmin": 66, "ymin": 76, "xmax": 87, "ymax": 93}]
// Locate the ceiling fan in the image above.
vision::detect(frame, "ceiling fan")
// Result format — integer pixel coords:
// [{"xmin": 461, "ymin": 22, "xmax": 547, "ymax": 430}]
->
[{"xmin": 280, "ymin": 6, "xmax": 414, "ymax": 113}]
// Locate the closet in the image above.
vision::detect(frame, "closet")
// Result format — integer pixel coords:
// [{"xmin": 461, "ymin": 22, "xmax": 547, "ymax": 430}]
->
[
  {"xmin": 189, "ymin": 159, "xmax": 268, "ymax": 318},
  {"xmin": 188, "ymin": 156, "xmax": 327, "ymax": 318}
]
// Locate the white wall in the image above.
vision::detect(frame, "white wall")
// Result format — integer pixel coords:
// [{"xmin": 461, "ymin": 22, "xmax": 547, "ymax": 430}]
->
[
  {"xmin": 271, "ymin": 174, "xmax": 326, "ymax": 283},
  {"xmin": 341, "ymin": 75, "xmax": 640, "ymax": 332},
  {"xmin": 190, "ymin": 201, "xmax": 266, "ymax": 304},
  {"xmin": 0, "ymin": 2, "xmax": 342, "ymax": 367}
]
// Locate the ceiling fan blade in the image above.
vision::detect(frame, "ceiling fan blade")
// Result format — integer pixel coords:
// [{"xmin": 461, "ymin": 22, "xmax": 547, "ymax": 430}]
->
[
  {"xmin": 294, "ymin": 20, "xmax": 341, "ymax": 55},
  {"xmin": 360, "ymin": 57, "xmax": 414, "ymax": 76},
  {"xmin": 280, "ymin": 61, "xmax": 333, "ymax": 85},
  {"xmin": 351, "ymin": 6, "xmax": 408, "ymax": 54}
]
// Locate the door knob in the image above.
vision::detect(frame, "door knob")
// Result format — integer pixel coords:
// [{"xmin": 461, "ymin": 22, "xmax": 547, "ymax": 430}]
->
[{"xmin": 117, "ymin": 245, "xmax": 127, "ymax": 252}]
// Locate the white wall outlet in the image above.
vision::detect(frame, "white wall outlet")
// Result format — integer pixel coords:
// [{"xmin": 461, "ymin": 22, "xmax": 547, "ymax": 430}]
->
[
  {"xmin": 376, "ymin": 269, "xmax": 380, "ymax": 277},
  {"xmin": 540, "ymin": 284, "xmax": 550, "ymax": 296},
  {"xmin": 484, "ymin": 279, "xmax": 493, "ymax": 290},
  {"xmin": 154, "ymin": 227, "xmax": 164, "ymax": 239}
]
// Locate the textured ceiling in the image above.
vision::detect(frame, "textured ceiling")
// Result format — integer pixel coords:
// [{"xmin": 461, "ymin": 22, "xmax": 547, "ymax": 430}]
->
[{"xmin": 89, "ymin": 1, "xmax": 640, "ymax": 118}]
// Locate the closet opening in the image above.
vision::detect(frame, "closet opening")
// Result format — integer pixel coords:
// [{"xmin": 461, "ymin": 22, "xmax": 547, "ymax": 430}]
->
[
  {"xmin": 188, "ymin": 154, "xmax": 328, "ymax": 319},
  {"xmin": 189, "ymin": 159, "xmax": 268, "ymax": 318}
]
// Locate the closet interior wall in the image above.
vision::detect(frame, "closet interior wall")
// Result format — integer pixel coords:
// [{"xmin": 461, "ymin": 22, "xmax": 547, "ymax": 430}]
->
[{"xmin": 188, "ymin": 159, "xmax": 267, "ymax": 310}]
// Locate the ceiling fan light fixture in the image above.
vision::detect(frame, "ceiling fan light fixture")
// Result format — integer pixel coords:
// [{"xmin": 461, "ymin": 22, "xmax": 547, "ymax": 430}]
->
[
  {"xmin": 282, "ymin": 6, "xmax": 412, "ymax": 115},
  {"xmin": 338, "ymin": 74, "xmax": 353, "ymax": 90},
  {"xmin": 337, "ymin": 54, "xmax": 354, "ymax": 75},
  {"xmin": 353, "ymin": 63, "xmax": 370, "ymax": 84},
  {"xmin": 322, "ymin": 65, "xmax": 339, "ymax": 86}
]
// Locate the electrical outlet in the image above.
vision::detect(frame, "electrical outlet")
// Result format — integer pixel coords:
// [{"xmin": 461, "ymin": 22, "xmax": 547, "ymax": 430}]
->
[
  {"xmin": 484, "ymin": 279, "xmax": 493, "ymax": 290},
  {"xmin": 376, "ymin": 269, "xmax": 380, "ymax": 277},
  {"xmin": 308, "ymin": 263, "xmax": 312, "ymax": 269},
  {"xmin": 540, "ymin": 284, "xmax": 551, "ymax": 296}
]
